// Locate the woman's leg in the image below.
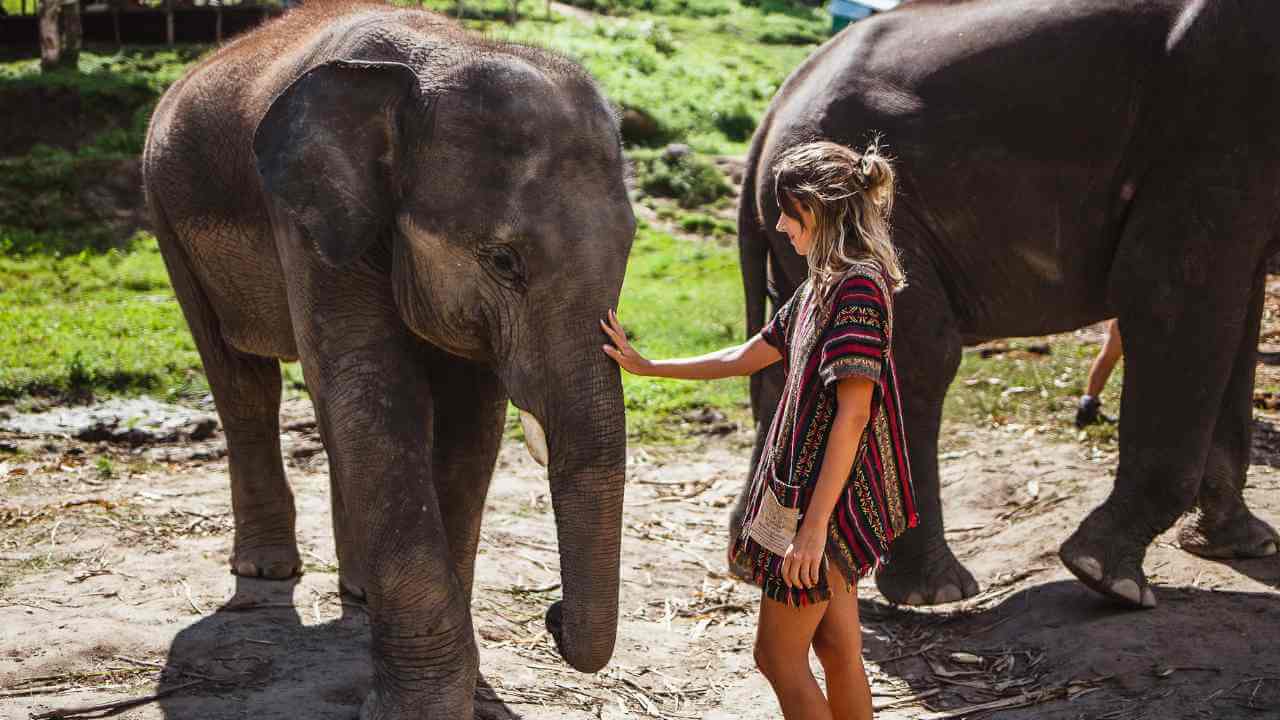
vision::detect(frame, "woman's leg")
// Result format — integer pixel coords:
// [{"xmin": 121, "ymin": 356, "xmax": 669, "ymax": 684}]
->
[
  {"xmin": 756, "ymin": 593, "xmax": 832, "ymax": 720},
  {"xmin": 811, "ymin": 577, "xmax": 873, "ymax": 720},
  {"xmin": 1085, "ymin": 319, "xmax": 1124, "ymax": 397}
]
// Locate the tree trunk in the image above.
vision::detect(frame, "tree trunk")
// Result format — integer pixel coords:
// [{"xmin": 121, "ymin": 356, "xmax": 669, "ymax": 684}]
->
[{"xmin": 39, "ymin": 0, "xmax": 80, "ymax": 72}]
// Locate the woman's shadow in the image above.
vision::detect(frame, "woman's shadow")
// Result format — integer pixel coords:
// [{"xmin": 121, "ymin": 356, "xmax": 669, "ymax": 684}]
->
[{"xmin": 156, "ymin": 576, "xmax": 520, "ymax": 719}]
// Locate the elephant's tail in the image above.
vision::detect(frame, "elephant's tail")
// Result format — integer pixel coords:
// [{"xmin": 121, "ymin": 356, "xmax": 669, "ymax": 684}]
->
[
  {"xmin": 739, "ymin": 144, "xmax": 771, "ymax": 344},
  {"xmin": 739, "ymin": 127, "xmax": 774, "ymax": 424}
]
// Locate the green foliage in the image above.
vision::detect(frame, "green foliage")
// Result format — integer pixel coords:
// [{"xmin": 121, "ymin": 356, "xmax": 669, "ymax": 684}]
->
[
  {"xmin": 0, "ymin": 148, "xmax": 141, "ymax": 255},
  {"xmin": 553, "ymin": 0, "xmax": 734, "ymax": 18},
  {"xmin": 0, "ymin": 49, "xmax": 197, "ymax": 253},
  {"xmin": 676, "ymin": 211, "xmax": 735, "ymax": 237},
  {"xmin": 615, "ymin": 223, "xmax": 748, "ymax": 440},
  {"xmin": 631, "ymin": 150, "xmax": 731, "ymax": 208},
  {"xmin": 488, "ymin": 2, "xmax": 824, "ymax": 152},
  {"xmin": 754, "ymin": 14, "xmax": 825, "ymax": 44}
]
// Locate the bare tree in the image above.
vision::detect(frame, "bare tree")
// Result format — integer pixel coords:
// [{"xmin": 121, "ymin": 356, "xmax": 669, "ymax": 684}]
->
[{"xmin": 40, "ymin": 0, "xmax": 81, "ymax": 71}]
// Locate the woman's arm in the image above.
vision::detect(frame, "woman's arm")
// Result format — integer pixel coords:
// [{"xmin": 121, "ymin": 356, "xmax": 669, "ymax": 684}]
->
[
  {"xmin": 782, "ymin": 377, "xmax": 875, "ymax": 589},
  {"xmin": 600, "ymin": 309, "xmax": 782, "ymax": 380}
]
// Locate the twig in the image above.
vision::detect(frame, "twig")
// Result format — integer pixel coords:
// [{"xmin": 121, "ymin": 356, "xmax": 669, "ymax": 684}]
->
[
  {"xmin": 31, "ymin": 679, "xmax": 206, "ymax": 719},
  {"xmin": 178, "ymin": 578, "xmax": 203, "ymax": 614},
  {"xmin": 872, "ymin": 687, "xmax": 941, "ymax": 711},
  {"xmin": 112, "ymin": 654, "xmax": 162, "ymax": 669},
  {"xmin": 871, "ymin": 642, "xmax": 938, "ymax": 665},
  {"xmin": 917, "ymin": 688, "xmax": 1066, "ymax": 719},
  {"xmin": 0, "ymin": 683, "xmax": 74, "ymax": 698}
]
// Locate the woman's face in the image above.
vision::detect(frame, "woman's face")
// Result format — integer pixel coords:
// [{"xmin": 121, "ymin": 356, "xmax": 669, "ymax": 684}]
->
[{"xmin": 775, "ymin": 196, "xmax": 816, "ymax": 255}]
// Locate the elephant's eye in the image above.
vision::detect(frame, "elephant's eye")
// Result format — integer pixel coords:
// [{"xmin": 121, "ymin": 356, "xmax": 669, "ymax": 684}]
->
[{"xmin": 479, "ymin": 244, "xmax": 526, "ymax": 291}]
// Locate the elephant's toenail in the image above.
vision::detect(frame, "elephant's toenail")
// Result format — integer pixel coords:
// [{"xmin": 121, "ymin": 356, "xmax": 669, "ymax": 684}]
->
[
  {"xmin": 933, "ymin": 585, "xmax": 962, "ymax": 604},
  {"xmin": 1109, "ymin": 578, "xmax": 1141, "ymax": 606},
  {"xmin": 1075, "ymin": 556, "xmax": 1103, "ymax": 581},
  {"xmin": 904, "ymin": 591, "xmax": 924, "ymax": 605},
  {"xmin": 234, "ymin": 560, "xmax": 258, "ymax": 576}
]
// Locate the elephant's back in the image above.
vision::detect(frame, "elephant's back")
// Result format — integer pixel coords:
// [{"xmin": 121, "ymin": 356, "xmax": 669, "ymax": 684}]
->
[
  {"xmin": 142, "ymin": 2, "xmax": 465, "ymax": 360},
  {"xmin": 752, "ymin": 0, "xmax": 1209, "ymax": 336}
]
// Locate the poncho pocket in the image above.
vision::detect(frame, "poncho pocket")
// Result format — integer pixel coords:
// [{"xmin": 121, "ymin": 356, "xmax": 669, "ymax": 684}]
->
[{"xmin": 745, "ymin": 485, "xmax": 799, "ymax": 557}]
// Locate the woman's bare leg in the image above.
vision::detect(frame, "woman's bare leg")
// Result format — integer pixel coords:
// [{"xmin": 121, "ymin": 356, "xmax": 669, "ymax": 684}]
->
[
  {"xmin": 812, "ymin": 577, "xmax": 873, "ymax": 720},
  {"xmin": 1085, "ymin": 319, "xmax": 1124, "ymax": 398},
  {"xmin": 756, "ymin": 593, "xmax": 832, "ymax": 720}
]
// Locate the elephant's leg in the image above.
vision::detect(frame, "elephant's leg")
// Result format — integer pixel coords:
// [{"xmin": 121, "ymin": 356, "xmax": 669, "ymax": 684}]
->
[
  {"xmin": 426, "ymin": 352, "xmax": 507, "ymax": 604},
  {"xmin": 286, "ymin": 272, "xmax": 476, "ymax": 719},
  {"xmin": 154, "ymin": 239, "xmax": 299, "ymax": 579},
  {"xmin": 871, "ymin": 258, "xmax": 977, "ymax": 605},
  {"xmin": 1060, "ymin": 191, "xmax": 1265, "ymax": 609},
  {"xmin": 308, "ymin": 340, "xmax": 476, "ymax": 718},
  {"xmin": 1178, "ymin": 269, "xmax": 1280, "ymax": 558}
]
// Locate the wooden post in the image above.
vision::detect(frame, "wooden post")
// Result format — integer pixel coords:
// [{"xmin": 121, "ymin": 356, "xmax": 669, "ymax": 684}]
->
[
  {"xmin": 39, "ymin": 0, "xmax": 80, "ymax": 70},
  {"xmin": 165, "ymin": 0, "xmax": 173, "ymax": 46},
  {"xmin": 215, "ymin": 5, "xmax": 222, "ymax": 42},
  {"xmin": 39, "ymin": 0, "xmax": 61, "ymax": 69},
  {"xmin": 112, "ymin": 0, "xmax": 121, "ymax": 47}
]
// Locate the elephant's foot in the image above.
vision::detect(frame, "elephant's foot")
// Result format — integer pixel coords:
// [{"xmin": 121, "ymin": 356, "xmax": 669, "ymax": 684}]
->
[
  {"xmin": 361, "ymin": 688, "xmax": 457, "ymax": 720},
  {"xmin": 1177, "ymin": 507, "xmax": 1279, "ymax": 559},
  {"xmin": 230, "ymin": 542, "xmax": 301, "ymax": 580},
  {"xmin": 874, "ymin": 541, "xmax": 979, "ymax": 606},
  {"xmin": 1059, "ymin": 508, "xmax": 1156, "ymax": 610}
]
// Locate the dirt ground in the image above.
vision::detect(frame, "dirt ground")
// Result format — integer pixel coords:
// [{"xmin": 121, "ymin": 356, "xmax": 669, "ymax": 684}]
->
[{"xmin": 1, "ymin": 381, "xmax": 1278, "ymax": 720}]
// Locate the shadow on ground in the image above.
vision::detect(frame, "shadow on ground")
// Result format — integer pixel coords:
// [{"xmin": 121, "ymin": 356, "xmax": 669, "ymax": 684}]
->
[
  {"xmin": 860, "ymin": 577, "xmax": 1280, "ymax": 719},
  {"xmin": 155, "ymin": 577, "xmax": 520, "ymax": 720}
]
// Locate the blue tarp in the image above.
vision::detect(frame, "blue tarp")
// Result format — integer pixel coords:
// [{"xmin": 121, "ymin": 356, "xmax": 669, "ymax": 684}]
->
[{"xmin": 828, "ymin": 0, "xmax": 900, "ymax": 32}]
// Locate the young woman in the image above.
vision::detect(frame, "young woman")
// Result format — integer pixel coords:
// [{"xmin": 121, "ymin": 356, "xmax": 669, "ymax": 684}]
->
[{"xmin": 601, "ymin": 141, "xmax": 917, "ymax": 720}]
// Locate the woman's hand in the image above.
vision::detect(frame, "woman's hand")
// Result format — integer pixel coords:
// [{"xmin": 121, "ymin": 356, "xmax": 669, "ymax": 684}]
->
[
  {"xmin": 781, "ymin": 519, "xmax": 827, "ymax": 589},
  {"xmin": 600, "ymin": 309, "xmax": 653, "ymax": 376}
]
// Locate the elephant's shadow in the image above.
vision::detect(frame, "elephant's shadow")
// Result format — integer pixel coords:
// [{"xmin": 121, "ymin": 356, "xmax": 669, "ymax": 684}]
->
[
  {"xmin": 860, "ymin": 577, "xmax": 1280, "ymax": 719},
  {"xmin": 155, "ymin": 577, "xmax": 521, "ymax": 720}
]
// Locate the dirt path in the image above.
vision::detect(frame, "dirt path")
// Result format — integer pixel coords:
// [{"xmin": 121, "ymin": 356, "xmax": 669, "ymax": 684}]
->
[{"xmin": 2, "ymin": 399, "xmax": 1278, "ymax": 719}]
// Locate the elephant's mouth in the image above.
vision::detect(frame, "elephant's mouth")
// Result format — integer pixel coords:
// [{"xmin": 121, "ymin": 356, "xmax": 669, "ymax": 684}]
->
[{"xmin": 516, "ymin": 407, "xmax": 549, "ymax": 467}]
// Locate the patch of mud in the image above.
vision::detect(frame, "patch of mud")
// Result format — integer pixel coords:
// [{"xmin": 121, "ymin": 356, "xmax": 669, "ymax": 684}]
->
[
  {"xmin": 1, "ymin": 401, "xmax": 1277, "ymax": 719},
  {"xmin": 1, "ymin": 398, "xmax": 218, "ymax": 446}
]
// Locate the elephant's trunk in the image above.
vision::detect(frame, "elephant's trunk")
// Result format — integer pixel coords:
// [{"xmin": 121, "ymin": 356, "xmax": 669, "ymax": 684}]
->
[{"xmin": 533, "ymin": 350, "xmax": 626, "ymax": 673}]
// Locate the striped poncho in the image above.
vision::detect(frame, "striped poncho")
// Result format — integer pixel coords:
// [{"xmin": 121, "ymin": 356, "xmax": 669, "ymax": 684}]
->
[{"xmin": 732, "ymin": 260, "xmax": 918, "ymax": 606}]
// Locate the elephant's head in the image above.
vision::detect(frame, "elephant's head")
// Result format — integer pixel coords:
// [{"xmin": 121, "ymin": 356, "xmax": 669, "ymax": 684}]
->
[{"xmin": 253, "ymin": 55, "xmax": 634, "ymax": 673}]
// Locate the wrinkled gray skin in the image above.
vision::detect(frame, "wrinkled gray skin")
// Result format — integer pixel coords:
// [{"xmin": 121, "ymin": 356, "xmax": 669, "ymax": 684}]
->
[
  {"xmin": 735, "ymin": 0, "xmax": 1280, "ymax": 610},
  {"xmin": 142, "ymin": 2, "xmax": 634, "ymax": 717}
]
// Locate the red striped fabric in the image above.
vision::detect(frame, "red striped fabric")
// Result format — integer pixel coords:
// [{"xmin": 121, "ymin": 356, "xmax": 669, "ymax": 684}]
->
[{"xmin": 732, "ymin": 262, "xmax": 918, "ymax": 606}]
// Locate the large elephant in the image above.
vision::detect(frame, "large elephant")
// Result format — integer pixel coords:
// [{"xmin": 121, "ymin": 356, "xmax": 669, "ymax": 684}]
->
[
  {"xmin": 142, "ymin": 1, "xmax": 634, "ymax": 717},
  {"xmin": 735, "ymin": 0, "xmax": 1280, "ymax": 609}
]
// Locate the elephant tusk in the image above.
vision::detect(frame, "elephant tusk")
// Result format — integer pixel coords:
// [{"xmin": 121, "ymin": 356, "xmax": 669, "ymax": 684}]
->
[{"xmin": 519, "ymin": 410, "xmax": 549, "ymax": 467}]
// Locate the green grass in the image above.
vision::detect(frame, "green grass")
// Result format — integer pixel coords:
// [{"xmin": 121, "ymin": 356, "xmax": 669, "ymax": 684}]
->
[
  {"xmin": 458, "ymin": 0, "xmax": 826, "ymax": 153},
  {"xmin": 0, "ymin": 225, "xmax": 748, "ymax": 442},
  {"xmin": 0, "ymin": 238, "xmax": 203, "ymax": 401},
  {"xmin": 0, "ymin": 0, "xmax": 823, "ymax": 441},
  {"xmin": 946, "ymin": 339, "xmax": 1123, "ymax": 444},
  {"xmin": 614, "ymin": 223, "xmax": 748, "ymax": 440}
]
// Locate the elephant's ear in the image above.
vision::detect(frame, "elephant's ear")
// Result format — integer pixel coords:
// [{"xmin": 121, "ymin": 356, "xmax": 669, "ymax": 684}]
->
[{"xmin": 253, "ymin": 59, "xmax": 418, "ymax": 268}]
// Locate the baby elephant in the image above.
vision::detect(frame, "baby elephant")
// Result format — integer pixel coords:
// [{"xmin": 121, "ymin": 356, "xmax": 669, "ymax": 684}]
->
[{"xmin": 143, "ymin": 1, "xmax": 636, "ymax": 717}]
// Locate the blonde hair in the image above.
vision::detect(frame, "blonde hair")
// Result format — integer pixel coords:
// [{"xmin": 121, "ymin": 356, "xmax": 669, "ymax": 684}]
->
[{"xmin": 773, "ymin": 140, "xmax": 905, "ymax": 294}]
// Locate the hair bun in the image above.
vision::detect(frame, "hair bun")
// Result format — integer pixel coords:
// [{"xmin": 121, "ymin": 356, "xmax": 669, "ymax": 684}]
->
[{"xmin": 858, "ymin": 143, "xmax": 894, "ymax": 212}]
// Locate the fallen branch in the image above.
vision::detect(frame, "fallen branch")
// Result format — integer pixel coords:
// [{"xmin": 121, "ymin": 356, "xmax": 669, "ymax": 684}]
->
[{"xmin": 31, "ymin": 679, "xmax": 206, "ymax": 719}]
